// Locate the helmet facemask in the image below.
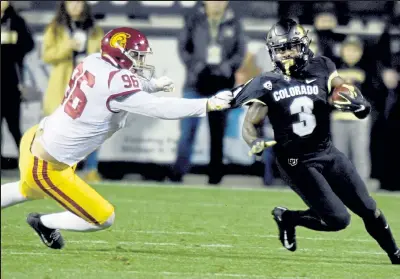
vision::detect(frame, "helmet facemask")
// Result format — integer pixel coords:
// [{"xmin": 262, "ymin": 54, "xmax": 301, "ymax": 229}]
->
[
  {"xmin": 124, "ymin": 49, "xmax": 155, "ymax": 81},
  {"xmin": 268, "ymin": 34, "xmax": 311, "ymax": 76},
  {"xmin": 112, "ymin": 41, "xmax": 155, "ymax": 81}
]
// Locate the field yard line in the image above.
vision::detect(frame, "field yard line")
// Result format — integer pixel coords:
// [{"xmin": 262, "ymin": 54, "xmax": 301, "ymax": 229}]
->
[
  {"xmin": 0, "ymin": 262, "xmax": 302, "ymax": 279},
  {"xmin": 92, "ymin": 181, "xmax": 400, "ymax": 197},
  {"xmin": 125, "ymin": 270, "xmax": 309, "ymax": 279},
  {"xmin": 65, "ymin": 239, "xmax": 385, "ymax": 255},
  {"xmin": 117, "ymin": 229, "xmax": 375, "ymax": 243},
  {"xmin": 67, "ymin": 240, "xmax": 234, "ymax": 248}
]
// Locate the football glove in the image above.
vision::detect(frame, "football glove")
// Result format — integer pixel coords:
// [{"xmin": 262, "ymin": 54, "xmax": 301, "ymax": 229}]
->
[
  {"xmin": 248, "ymin": 138, "xmax": 277, "ymax": 157},
  {"xmin": 207, "ymin": 90, "xmax": 234, "ymax": 111},
  {"xmin": 154, "ymin": 76, "xmax": 175, "ymax": 92},
  {"xmin": 332, "ymin": 84, "xmax": 370, "ymax": 119}
]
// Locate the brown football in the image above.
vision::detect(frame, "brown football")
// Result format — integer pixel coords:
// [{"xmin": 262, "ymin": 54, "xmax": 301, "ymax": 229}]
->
[{"xmin": 329, "ymin": 85, "xmax": 354, "ymax": 104}]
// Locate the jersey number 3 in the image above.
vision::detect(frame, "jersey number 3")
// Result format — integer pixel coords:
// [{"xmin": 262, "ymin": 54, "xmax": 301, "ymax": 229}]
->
[
  {"xmin": 290, "ymin": 96, "xmax": 316, "ymax": 137},
  {"xmin": 63, "ymin": 63, "xmax": 95, "ymax": 119}
]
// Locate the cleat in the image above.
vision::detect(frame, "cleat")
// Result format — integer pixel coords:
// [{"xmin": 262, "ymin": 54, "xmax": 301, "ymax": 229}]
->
[
  {"xmin": 390, "ymin": 249, "xmax": 400, "ymax": 264},
  {"xmin": 272, "ymin": 207, "xmax": 297, "ymax": 252},
  {"xmin": 27, "ymin": 213, "xmax": 64, "ymax": 249}
]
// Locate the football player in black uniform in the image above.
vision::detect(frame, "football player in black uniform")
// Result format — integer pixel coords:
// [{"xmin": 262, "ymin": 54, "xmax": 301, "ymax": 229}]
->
[{"xmin": 230, "ymin": 18, "xmax": 399, "ymax": 264}]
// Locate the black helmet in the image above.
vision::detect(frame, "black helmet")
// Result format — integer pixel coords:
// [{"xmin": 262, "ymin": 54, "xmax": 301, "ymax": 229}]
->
[{"xmin": 266, "ymin": 18, "xmax": 311, "ymax": 75}]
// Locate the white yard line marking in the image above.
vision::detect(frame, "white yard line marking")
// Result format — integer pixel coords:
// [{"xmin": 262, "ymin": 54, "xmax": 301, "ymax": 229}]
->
[
  {"xmin": 67, "ymin": 240, "xmax": 234, "ymax": 248},
  {"xmin": 7, "ymin": 239, "xmax": 379, "ymax": 255},
  {"xmin": 116, "ymin": 230, "xmax": 376, "ymax": 243}
]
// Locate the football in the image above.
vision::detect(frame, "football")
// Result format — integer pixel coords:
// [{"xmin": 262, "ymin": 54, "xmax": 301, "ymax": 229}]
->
[{"xmin": 329, "ymin": 85, "xmax": 355, "ymax": 104}]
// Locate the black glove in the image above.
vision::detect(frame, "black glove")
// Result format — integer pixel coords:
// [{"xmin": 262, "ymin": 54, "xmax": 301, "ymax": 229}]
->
[
  {"xmin": 332, "ymin": 85, "xmax": 371, "ymax": 119},
  {"xmin": 353, "ymin": 100, "xmax": 371, "ymax": 119}
]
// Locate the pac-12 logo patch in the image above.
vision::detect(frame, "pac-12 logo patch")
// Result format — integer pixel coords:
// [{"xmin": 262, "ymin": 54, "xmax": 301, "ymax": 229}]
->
[
  {"xmin": 288, "ymin": 158, "xmax": 298, "ymax": 166},
  {"xmin": 110, "ymin": 32, "xmax": 131, "ymax": 49},
  {"xmin": 263, "ymin": 81, "xmax": 272, "ymax": 90}
]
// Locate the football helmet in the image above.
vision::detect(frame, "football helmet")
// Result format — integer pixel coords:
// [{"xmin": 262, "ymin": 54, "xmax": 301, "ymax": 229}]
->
[
  {"xmin": 266, "ymin": 18, "xmax": 311, "ymax": 76},
  {"xmin": 101, "ymin": 27, "xmax": 155, "ymax": 80}
]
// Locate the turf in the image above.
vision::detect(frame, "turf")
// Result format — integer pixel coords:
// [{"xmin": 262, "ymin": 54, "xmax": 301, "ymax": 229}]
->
[{"xmin": 1, "ymin": 183, "xmax": 400, "ymax": 279}]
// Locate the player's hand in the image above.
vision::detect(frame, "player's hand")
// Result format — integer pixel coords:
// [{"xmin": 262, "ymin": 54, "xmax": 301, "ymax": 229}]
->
[
  {"xmin": 248, "ymin": 138, "xmax": 277, "ymax": 157},
  {"xmin": 155, "ymin": 76, "xmax": 175, "ymax": 92},
  {"xmin": 206, "ymin": 90, "xmax": 234, "ymax": 111},
  {"xmin": 331, "ymin": 84, "xmax": 364, "ymax": 112}
]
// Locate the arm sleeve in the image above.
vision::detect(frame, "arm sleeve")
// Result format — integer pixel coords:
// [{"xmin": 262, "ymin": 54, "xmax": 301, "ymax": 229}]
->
[
  {"xmin": 109, "ymin": 91, "xmax": 207, "ymax": 119},
  {"xmin": 230, "ymin": 76, "xmax": 267, "ymax": 108},
  {"xmin": 107, "ymin": 70, "xmax": 207, "ymax": 119},
  {"xmin": 42, "ymin": 25, "xmax": 73, "ymax": 64},
  {"xmin": 321, "ymin": 56, "xmax": 339, "ymax": 93},
  {"xmin": 139, "ymin": 77, "xmax": 158, "ymax": 93}
]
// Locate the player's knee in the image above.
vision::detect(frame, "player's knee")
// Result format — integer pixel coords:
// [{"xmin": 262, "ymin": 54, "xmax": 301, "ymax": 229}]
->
[
  {"xmin": 99, "ymin": 204, "xmax": 115, "ymax": 229},
  {"xmin": 99, "ymin": 211, "xmax": 115, "ymax": 229},
  {"xmin": 323, "ymin": 213, "xmax": 351, "ymax": 231}
]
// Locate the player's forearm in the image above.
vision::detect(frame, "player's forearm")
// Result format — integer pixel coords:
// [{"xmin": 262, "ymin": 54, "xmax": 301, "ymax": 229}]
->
[
  {"xmin": 150, "ymin": 97, "xmax": 208, "ymax": 119},
  {"xmin": 242, "ymin": 102, "xmax": 268, "ymax": 146},
  {"xmin": 140, "ymin": 78, "xmax": 159, "ymax": 93},
  {"xmin": 111, "ymin": 93, "xmax": 208, "ymax": 119},
  {"xmin": 242, "ymin": 121, "xmax": 263, "ymax": 147}
]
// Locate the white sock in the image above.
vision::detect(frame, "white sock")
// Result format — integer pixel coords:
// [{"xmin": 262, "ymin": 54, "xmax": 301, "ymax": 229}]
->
[
  {"xmin": 1, "ymin": 181, "xmax": 28, "ymax": 209},
  {"xmin": 40, "ymin": 211, "xmax": 115, "ymax": 232}
]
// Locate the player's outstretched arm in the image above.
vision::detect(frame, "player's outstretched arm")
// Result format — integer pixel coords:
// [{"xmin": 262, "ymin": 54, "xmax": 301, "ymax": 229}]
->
[
  {"xmin": 242, "ymin": 102, "xmax": 276, "ymax": 156},
  {"xmin": 108, "ymin": 90, "xmax": 233, "ymax": 120}
]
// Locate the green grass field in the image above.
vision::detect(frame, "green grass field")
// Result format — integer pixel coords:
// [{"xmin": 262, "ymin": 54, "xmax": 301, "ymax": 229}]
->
[{"xmin": 1, "ymin": 183, "xmax": 399, "ymax": 279}]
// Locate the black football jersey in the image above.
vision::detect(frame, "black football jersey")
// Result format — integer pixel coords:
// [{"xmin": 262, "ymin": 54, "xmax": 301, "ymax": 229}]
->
[{"xmin": 231, "ymin": 56, "xmax": 337, "ymax": 156}]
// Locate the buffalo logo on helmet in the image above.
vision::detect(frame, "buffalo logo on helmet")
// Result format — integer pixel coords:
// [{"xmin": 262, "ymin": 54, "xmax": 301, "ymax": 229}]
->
[{"xmin": 109, "ymin": 32, "xmax": 131, "ymax": 49}]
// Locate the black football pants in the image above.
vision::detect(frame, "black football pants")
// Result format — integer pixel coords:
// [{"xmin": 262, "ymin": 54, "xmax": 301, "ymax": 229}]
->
[{"xmin": 276, "ymin": 144, "xmax": 377, "ymax": 230}]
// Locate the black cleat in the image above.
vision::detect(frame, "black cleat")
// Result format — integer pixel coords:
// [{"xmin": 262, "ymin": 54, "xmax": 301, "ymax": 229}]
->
[
  {"xmin": 272, "ymin": 207, "xmax": 297, "ymax": 252},
  {"xmin": 27, "ymin": 213, "xmax": 64, "ymax": 249},
  {"xmin": 390, "ymin": 249, "xmax": 400, "ymax": 264}
]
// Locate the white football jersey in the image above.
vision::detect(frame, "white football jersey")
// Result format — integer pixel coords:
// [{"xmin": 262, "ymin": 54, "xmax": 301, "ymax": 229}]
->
[{"xmin": 38, "ymin": 53, "xmax": 144, "ymax": 166}]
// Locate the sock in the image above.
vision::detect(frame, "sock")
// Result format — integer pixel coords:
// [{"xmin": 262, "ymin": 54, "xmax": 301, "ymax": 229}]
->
[
  {"xmin": 284, "ymin": 209, "xmax": 339, "ymax": 232},
  {"xmin": 40, "ymin": 211, "xmax": 114, "ymax": 232},
  {"xmin": 363, "ymin": 210, "xmax": 399, "ymax": 255},
  {"xmin": 1, "ymin": 181, "xmax": 28, "ymax": 209}
]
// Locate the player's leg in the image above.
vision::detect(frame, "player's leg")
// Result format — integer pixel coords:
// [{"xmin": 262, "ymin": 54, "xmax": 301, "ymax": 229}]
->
[
  {"xmin": 326, "ymin": 147, "xmax": 399, "ymax": 264},
  {"xmin": 273, "ymin": 157, "xmax": 350, "ymax": 251},
  {"xmin": 26, "ymin": 158, "xmax": 114, "ymax": 249},
  {"xmin": 276, "ymin": 161, "xmax": 350, "ymax": 231},
  {"xmin": 1, "ymin": 180, "xmax": 28, "ymax": 208}
]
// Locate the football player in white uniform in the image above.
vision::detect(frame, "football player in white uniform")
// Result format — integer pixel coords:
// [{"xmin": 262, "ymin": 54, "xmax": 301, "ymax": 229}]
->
[{"xmin": 1, "ymin": 27, "xmax": 234, "ymax": 249}]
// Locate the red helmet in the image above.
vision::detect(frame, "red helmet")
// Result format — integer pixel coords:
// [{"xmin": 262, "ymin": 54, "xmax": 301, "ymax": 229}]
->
[{"xmin": 101, "ymin": 27, "xmax": 155, "ymax": 80}]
